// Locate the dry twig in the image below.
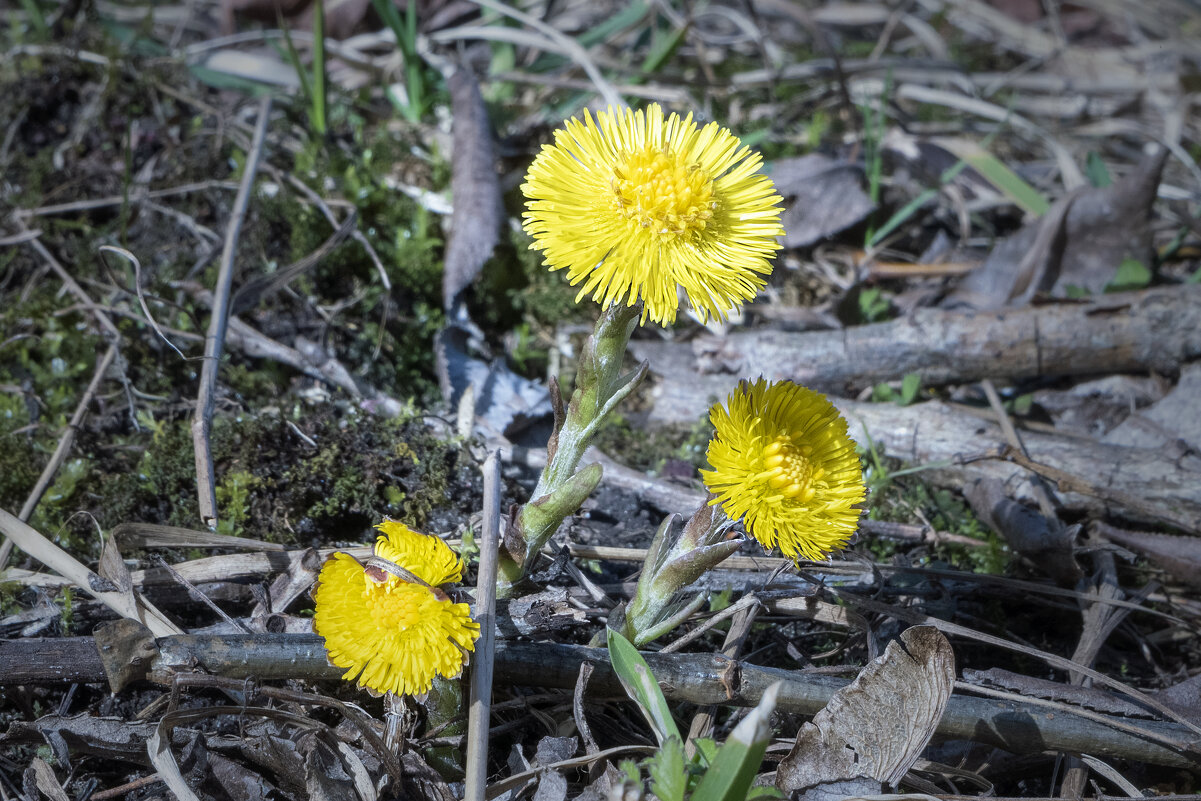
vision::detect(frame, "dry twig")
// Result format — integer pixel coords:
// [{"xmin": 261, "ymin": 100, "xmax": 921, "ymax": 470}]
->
[{"xmin": 191, "ymin": 95, "xmax": 272, "ymax": 529}]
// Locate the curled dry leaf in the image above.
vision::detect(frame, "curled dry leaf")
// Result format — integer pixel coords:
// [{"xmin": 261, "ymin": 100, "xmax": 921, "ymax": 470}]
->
[
  {"xmin": 442, "ymin": 67, "xmax": 502, "ymax": 314},
  {"xmin": 946, "ymin": 147, "xmax": 1166, "ymax": 310},
  {"xmin": 433, "ymin": 325, "xmax": 552, "ymax": 439},
  {"xmin": 775, "ymin": 626, "xmax": 955, "ymax": 797},
  {"xmin": 1154, "ymin": 673, "xmax": 1201, "ymax": 726},
  {"xmin": 962, "ymin": 667, "xmax": 1155, "ymax": 719}
]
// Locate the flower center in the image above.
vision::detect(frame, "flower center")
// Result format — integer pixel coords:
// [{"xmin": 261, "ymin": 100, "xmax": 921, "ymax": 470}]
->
[
  {"xmin": 611, "ymin": 147, "xmax": 715, "ymax": 238},
  {"xmin": 363, "ymin": 577, "xmax": 429, "ymax": 629},
  {"xmin": 762, "ymin": 435, "xmax": 825, "ymax": 502}
]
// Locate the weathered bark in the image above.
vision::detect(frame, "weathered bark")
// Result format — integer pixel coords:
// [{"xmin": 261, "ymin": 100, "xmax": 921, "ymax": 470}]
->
[
  {"xmin": 632, "ymin": 285, "xmax": 1201, "ymax": 395},
  {"xmin": 1, "ymin": 634, "xmax": 1196, "ymax": 769}
]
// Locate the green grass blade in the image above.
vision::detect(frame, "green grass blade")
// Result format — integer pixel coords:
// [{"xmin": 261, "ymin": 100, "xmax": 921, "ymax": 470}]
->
[
  {"xmin": 18, "ymin": 0, "xmax": 49, "ymax": 40},
  {"xmin": 278, "ymin": 18, "xmax": 314, "ymax": 109},
  {"xmin": 640, "ymin": 24, "xmax": 686, "ymax": 76},
  {"xmin": 690, "ymin": 682, "xmax": 780, "ymax": 801},
  {"xmin": 868, "ymin": 188, "xmax": 937, "ymax": 248},
  {"xmin": 311, "ymin": 0, "xmax": 327, "ymax": 135},
  {"xmin": 577, "ymin": 2, "xmax": 650, "ymax": 46},
  {"xmin": 960, "ymin": 149, "xmax": 1048, "ymax": 216}
]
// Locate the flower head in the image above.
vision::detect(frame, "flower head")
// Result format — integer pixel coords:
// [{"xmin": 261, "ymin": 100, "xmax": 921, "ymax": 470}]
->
[
  {"xmin": 701, "ymin": 379, "xmax": 865, "ymax": 562},
  {"xmin": 313, "ymin": 520, "xmax": 480, "ymax": 697},
  {"xmin": 522, "ymin": 103, "xmax": 784, "ymax": 326}
]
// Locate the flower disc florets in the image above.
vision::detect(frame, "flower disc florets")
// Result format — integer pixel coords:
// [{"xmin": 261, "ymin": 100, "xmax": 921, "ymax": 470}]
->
[
  {"xmin": 701, "ymin": 379, "xmax": 866, "ymax": 562},
  {"xmin": 522, "ymin": 103, "xmax": 784, "ymax": 326},
  {"xmin": 313, "ymin": 521, "xmax": 480, "ymax": 697}
]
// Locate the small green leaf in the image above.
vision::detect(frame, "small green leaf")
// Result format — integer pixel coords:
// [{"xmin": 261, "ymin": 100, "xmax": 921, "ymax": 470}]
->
[
  {"xmin": 187, "ymin": 65, "xmax": 270, "ymax": 93},
  {"xmin": 616, "ymin": 759, "xmax": 642, "ymax": 784},
  {"xmin": 606, "ymin": 628, "xmax": 681, "ymax": 745},
  {"xmin": 871, "ymin": 383, "xmax": 895, "ymax": 403},
  {"xmin": 857, "ymin": 287, "xmax": 891, "ymax": 323},
  {"xmin": 692, "ymin": 737, "xmax": 719, "ymax": 767},
  {"xmin": 1085, "ymin": 151, "xmax": 1112, "ymax": 188},
  {"xmin": 899, "ymin": 372, "xmax": 921, "ymax": 406},
  {"xmin": 1105, "ymin": 258, "xmax": 1152, "ymax": 292},
  {"xmin": 647, "ymin": 737, "xmax": 687, "ymax": 801},
  {"xmin": 709, "ymin": 588, "xmax": 733, "ymax": 613}
]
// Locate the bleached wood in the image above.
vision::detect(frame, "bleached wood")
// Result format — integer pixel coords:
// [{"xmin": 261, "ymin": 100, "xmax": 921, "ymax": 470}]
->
[{"xmin": 633, "ymin": 285, "xmax": 1201, "ymax": 395}]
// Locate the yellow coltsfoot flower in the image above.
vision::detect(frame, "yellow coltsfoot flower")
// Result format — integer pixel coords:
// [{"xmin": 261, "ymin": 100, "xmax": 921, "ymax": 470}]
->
[
  {"xmin": 702, "ymin": 379, "xmax": 866, "ymax": 562},
  {"xmin": 313, "ymin": 520, "xmax": 480, "ymax": 697},
  {"xmin": 522, "ymin": 103, "xmax": 784, "ymax": 326}
]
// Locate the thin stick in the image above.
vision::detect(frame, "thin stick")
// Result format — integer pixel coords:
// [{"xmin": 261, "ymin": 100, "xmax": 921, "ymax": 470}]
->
[
  {"xmin": 0, "ymin": 509, "xmax": 179, "ymax": 637},
  {"xmin": 456, "ymin": 0, "xmax": 624, "ymax": 109},
  {"xmin": 980, "ymin": 377, "xmax": 1057, "ymax": 518},
  {"xmin": 0, "ymin": 345, "xmax": 116, "ymax": 572},
  {"xmin": 18, "ymin": 181, "xmax": 240, "ymax": 218},
  {"xmin": 659, "ymin": 593, "xmax": 760, "ymax": 654},
  {"xmin": 5, "ymin": 634, "xmax": 1197, "ymax": 769},
  {"xmin": 91, "ymin": 774, "xmax": 164, "ymax": 801},
  {"xmin": 152, "ymin": 555, "xmax": 252, "ymax": 633},
  {"xmin": 464, "ymin": 451, "xmax": 500, "ymax": 801},
  {"xmin": 191, "ymin": 96, "xmax": 272, "ymax": 529},
  {"xmin": 15, "ymin": 219, "xmax": 119, "ymax": 339}
]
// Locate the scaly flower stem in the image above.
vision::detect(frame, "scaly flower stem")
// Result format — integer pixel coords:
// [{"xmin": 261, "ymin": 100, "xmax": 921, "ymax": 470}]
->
[
  {"xmin": 498, "ymin": 303, "xmax": 646, "ymax": 588},
  {"xmin": 621, "ymin": 503, "xmax": 741, "ymax": 646}
]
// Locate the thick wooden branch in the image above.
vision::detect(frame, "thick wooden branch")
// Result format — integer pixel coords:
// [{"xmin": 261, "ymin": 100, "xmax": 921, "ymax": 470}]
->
[
  {"xmin": 2, "ymin": 634, "xmax": 1196, "ymax": 769},
  {"xmin": 632, "ymin": 285, "xmax": 1201, "ymax": 395}
]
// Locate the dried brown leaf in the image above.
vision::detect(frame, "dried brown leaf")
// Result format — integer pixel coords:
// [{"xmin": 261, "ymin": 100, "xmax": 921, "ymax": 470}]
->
[
  {"xmin": 28, "ymin": 758, "xmax": 70, "ymax": 801},
  {"xmin": 1104, "ymin": 363, "xmax": 1201, "ymax": 453},
  {"xmin": 946, "ymin": 147, "xmax": 1166, "ymax": 310},
  {"xmin": 1154, "ymin": 673, "xmax": 1201, "ymax": 725},
  {"xmin": 776, "ymin": 626, "xmax": 955, "ymax": 795},
  {"xmin": 442, "ymin": 68, "xmax": 502, "ymax": 313},
  {"xmin": 209, "ymin": 752, "xmax": 280, "ymax": 801},
  {"xmin": 2, "ymin": 713, "xmax": 157, "ymax": 766},
  {"xmin": 770, "ymin": 154, "xmax": 875, "ymax": 249}
]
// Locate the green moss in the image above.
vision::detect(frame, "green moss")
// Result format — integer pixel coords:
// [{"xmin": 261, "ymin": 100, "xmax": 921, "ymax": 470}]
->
[
  {"xmin": 86, "ymin": 407, "xmax": 478, "ymax": 548},
  {"xmin": 243, "ymin": 131, "xmax": 449, "ymax": 402},
  {"xmin": 58, "ymin": 586, "xmax": 74, "ymax": 635},
  {"xmin": 862, "ymin": 447, "xmax": 1008, "ymax": 574},
  {"xmin": 0, "ymin": 395, "xmax": 42, "ymax": 511},
  {"xmin": 0, "ymin": 288, "xmax": 113, "ymax": 544},
  {"xmin": 279, "ymin": 409, "xmax": 475, "ymax": 534},
  {"xmin": 215, "ymin": 469, "xmax": 260, "ymax": 537}
]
